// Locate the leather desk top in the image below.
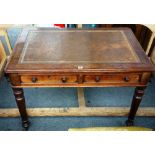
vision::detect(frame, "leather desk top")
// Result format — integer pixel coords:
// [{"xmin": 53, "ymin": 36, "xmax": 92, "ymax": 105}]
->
[{"xmin": 5, "ymin": 28, "xmax": 154, "ymax": 74}]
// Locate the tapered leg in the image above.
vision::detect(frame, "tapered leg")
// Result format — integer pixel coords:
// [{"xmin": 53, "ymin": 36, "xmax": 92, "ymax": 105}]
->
[
  {"xmin": 126, "ymin": 86, "xmax": 146, "ymax": 126},
  {"xmin": 12, "ymin": 88, "xmax": 30, "ymax": 130}
]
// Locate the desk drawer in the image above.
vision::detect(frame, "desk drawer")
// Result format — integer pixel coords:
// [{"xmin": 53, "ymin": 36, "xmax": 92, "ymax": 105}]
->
[
  {"xmin": 20, "ymin": 75, "xmax": 78, "ymax": 84},
  {"xmin": 84, "ymin": 74, "xmax": 140, "ymax": 84}
]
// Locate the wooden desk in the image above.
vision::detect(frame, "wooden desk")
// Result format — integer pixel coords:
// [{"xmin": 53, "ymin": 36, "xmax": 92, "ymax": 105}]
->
[{"xmin": 5, "ymin": 28, "xmax": 154, "ymax": 130}]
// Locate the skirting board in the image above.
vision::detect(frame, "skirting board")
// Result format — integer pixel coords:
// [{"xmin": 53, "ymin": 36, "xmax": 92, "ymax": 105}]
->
[{"xmin": 0, "ymin": 107, "xmax": 155, "ymax": 117}]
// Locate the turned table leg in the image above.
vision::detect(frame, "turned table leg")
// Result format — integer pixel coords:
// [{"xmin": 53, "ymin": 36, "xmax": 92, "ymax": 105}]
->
[
  {"xmin": 126, "ymin": 86, "xmax": 146, "ymax": 126},
  {"xmin": 12, "ymin": 88, "xmax": 30, "ymax": 130}
]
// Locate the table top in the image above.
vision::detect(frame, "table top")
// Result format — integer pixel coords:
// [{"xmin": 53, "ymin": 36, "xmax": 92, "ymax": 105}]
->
[{"xmin": 5, "ymin": 28, "xmax": 154, "ymax": 74}]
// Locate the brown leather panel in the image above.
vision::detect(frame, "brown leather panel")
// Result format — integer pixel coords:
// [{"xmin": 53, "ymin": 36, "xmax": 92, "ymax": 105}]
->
[{"xmin": 19, "ymin": 30, "xmax": 139, "ymax": 64}]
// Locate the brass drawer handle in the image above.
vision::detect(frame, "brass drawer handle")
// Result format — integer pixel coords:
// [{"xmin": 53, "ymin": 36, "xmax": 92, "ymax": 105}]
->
[
  {"xmin": 32, "ymin": 77, "xmax": 38, "ymax": 83},
  {"xmin": 95, "ymin": 76, "xmax": 101, "ymax": 82},
  {"xmin": 124, "ymin": 76, "xmax": 130, "ymax": 82},
  {"xmin": 61, "ymin": 77, "xmax": 67, "ymax": 83}
]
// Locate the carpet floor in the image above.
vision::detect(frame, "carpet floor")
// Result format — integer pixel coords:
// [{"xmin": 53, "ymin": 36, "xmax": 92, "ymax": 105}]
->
[{"xmin": 0, "ymin": 77, "xmax": 155, "ymax": 131}]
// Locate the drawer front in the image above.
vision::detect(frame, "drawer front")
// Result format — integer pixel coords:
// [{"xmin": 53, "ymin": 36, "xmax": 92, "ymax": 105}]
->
[
  {"xmin": 84, "ymin": 74, "xmax": 140, "ymax": 84},
  {"xmin": 20, "ymin": 73, "xmax": 141, "ymax": 86},
  {"xmin": 20, "ymin": 75, "xmax": 78, "ymax": 84}
]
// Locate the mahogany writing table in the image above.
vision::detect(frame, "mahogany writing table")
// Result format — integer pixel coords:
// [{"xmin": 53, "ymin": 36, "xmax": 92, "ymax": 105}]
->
[{"xmin": 5, "ymin": 28, "xmax": 154, "ymax": 130}]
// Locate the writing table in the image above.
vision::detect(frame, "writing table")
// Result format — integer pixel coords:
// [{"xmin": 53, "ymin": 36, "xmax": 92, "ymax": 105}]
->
[{"xmin": 5, "ymin": 28, "xmax": 154, "ymax": 130}]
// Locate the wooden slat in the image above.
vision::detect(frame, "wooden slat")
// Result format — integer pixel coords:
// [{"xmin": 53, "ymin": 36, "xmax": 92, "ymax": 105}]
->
[
  {"xmin": 0, "ymin": 30, "xmax": 12, "ymax": 54},
  {"xmin": 0, "ymin": 107, "xmax": 155, "ymax": 117},
  {"xmin": 4, "ymin": 30, "xmax": 12, "ymax": 53},
  {"xmin": 144, "ymin": 25, "xmax": 155, "ymax": 56},
  {"xmin": 77, "ymin": 24, "xmax": 82, "ymax": 28},
  {"xmin": 77, "ymin": 88, "xmax": 86, "ymax": 107},
  {"xmin": 69, "ymin": 127, "xmax": 152, "ymax": 131},
  {"xmin": 149, "ymin": 37, "xmax": 155, "ymax": 57},
  {"xmin": 145, "ymin": 25, "xmax": 155, "ymax": 33},
  {"xmin": 0, "ymin": 60, "xmax": 6, "ymax": 80},
  {"xmin": 146, "ymin": 33, "xmax": 154, "ymax": 55},
  {"xmin": 0, "ymin": 24, "xmax": 31, "ymax": 29},
  {"xmin": 0, "ymin": 24, "xmax": 14, "ymax": 29},
  {"xmin": 0, "ymin": 41, "xmax": 7, "ymax": 79}
]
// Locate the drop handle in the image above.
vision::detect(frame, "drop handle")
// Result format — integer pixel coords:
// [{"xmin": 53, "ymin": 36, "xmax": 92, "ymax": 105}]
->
[
  {"xmin": 61, "ymin": 77, "xmax": 67, "ymax": 83},
  {"xmin": 95, "ymin": 76, "xmax": 101, "ymax": 82},
  {"xmin": 124, "ymin": 76, "xmax": 130, "ymax": 82},
  {"xmin": 32, "ymin": 77, "xmax": 38, "ymax": 83}
]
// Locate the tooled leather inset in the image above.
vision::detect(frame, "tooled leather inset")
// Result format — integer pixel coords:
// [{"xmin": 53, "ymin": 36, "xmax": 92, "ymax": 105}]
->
[{"xmin": 19, "ymin": 30, "xmax": 140, "ymax": 64}]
